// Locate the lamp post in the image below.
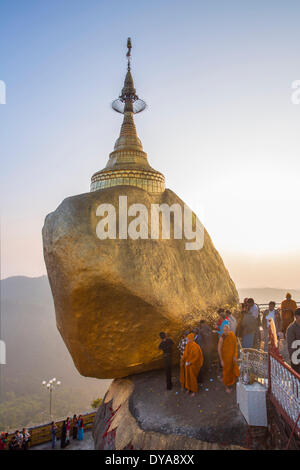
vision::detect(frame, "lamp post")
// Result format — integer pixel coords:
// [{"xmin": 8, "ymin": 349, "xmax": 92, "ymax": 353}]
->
[{"xmin": 42, "ymin": 378, "xmax": 61, "ymax": 419}]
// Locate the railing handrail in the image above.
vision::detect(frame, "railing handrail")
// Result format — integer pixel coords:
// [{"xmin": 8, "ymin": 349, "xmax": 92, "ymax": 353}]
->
[
  {"xmin": 257, "ymin": 302, "xmax": 300, "ymax": 308},
  {"xmin": 268, "ymin": 326, "xmax": 300, "ymax": 434},
  {"xmin": 3, "ymin": 409, "xmax": 96, "ymax": 434},
  {"xmin": 3, "ymin": 410, "xmax": 97, "ymax": 449}
]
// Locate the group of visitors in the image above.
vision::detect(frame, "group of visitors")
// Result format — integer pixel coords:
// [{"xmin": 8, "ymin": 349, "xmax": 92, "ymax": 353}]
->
[
  {"xmin": 239, "ymin": 293, "xmax": 300, "ymax": 374},
  {"xmin": 158, "ymin": 292, "xmax": 300, "ymax": 395},
  {"xmin": 0, "ymin": 414, "xmax": 85, "ymax": 451},
  {"xmin": 0, "ymin": 429, "xmax": 31, "ymax": 450},
  {"xmin": 238, "ymin": 293, "xmax": 299, "ymax": 364},
  {"xmin": 159, "ymin": 314, "xmax": 240, "ymax": 396},
  {"xmin": 159, "ymin": 320, "xmax": 216, "ymax": 394},
  {"xmin": 51, "ymin": 414, "xmax": 84, "ymax": 449}
]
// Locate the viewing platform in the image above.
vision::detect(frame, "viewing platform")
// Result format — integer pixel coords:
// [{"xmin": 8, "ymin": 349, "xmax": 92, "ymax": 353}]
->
[{"xmin": 3, "ymin": 411, "xmax": 96, "ymax": 450}]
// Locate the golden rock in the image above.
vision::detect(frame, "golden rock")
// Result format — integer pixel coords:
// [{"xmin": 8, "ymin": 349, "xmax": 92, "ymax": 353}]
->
[{"xmin": 42, "ymin": 185, "xmax": 238, "ymax": 379}]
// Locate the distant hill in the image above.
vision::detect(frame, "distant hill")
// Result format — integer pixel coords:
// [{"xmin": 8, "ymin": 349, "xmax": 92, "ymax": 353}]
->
[
  {"xmin": 238, "ymin": 287, "xmax": 300, "ymax": 305},
  {"xmin": 0, "ymin": 275, "xmax": 111, "ymax": 430}
]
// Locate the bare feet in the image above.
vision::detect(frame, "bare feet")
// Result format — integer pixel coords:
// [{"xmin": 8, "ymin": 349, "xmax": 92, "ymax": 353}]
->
[
  {"xmin": 225, "ymin": 387, "xmax": 232, "ymax": 394},
  {"xmin": 191, "ymin": 392, "xmax": 196, "ymax": 397}
]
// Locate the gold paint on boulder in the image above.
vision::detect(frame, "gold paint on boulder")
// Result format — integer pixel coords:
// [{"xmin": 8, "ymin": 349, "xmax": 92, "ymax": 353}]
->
[{"xmin": 43, "ymin": 185, "xmax": 238, "ymax": 379}]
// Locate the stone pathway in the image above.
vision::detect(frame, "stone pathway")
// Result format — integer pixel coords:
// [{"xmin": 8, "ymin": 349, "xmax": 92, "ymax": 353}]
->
[{"xmin": 129, "ymin": 364, "xmax": 248, "ymax": 447}]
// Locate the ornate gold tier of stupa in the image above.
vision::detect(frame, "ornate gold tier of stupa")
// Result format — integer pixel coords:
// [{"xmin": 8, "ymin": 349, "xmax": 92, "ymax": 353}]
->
[{"xmin": 90, "ymin": 39, "xmax": 165, "ymax": 193}]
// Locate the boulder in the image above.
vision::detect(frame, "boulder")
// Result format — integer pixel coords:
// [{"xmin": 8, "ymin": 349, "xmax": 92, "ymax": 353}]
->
[{"xmin": 42, "ymin": 185, "xmax": 238, "ymax": 379}]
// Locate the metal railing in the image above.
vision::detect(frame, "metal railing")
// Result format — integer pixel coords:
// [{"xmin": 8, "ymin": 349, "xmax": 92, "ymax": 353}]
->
[
  {"xmin": 239, "ymin": 348, "xmax": 268, "ymax": 386},
  {"xmin": 268, "ymin": 327, "xmax": 300, "ymax": 437},
  {"xmin": 257, "ymin": 302, "xmax": 300, "ymax": 310},
  {"xmin": 4, "ymin": 410, "xmax": 96, "ymax": 449}
]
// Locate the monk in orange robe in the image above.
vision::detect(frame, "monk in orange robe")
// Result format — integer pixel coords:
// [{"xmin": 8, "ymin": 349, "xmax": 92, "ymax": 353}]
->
[
  {"xmin": 281, "ymin": 293, "xmax": 297, "ymax": 336},
  {"xmin": 218, "ymin": 325, "xmax": 240, "ymax": 393},
  {"xmin": 180, "ymin": 333, "xmax": 203, "ymax": 396}
]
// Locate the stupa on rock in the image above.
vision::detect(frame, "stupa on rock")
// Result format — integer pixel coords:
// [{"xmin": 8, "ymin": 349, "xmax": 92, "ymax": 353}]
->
[{"xmin": 91, "ymin": 38, "xmax": 165, "ymax": 194}]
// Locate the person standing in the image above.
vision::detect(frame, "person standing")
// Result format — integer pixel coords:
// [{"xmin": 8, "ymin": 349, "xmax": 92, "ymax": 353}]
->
[
  {"xmin": 15, "ymin": 431, "xmax": 23, "ymax": 450},
  {"xmin": 66, "ymin": 417, "xmax": 70, "ymax": 445},
  {"xmin": 22, "ymin": 428, "xmax": 31, "ymax": 450},
  {"xmin": 226, "ymin": 310, "xmax": 237, "ymax": 334},
  {"xmin": 180, "ymin": 333, "xmax": 203, "ymax": 397},
  {"xmin": 242, "ymin": 298, "xmax": 249, "ymax": 311},
  {"xmin": 197, "ymin": 320, "xmax": 213, "ymax": 383},
  {"xmin": 215, "ymin": 309, "xmax": 228, "ymax": 329},
  {"xmin": 0, "ymin": 432, "xmax": 8, "ymax": 450},
  {"xmin": 247, "ymin": 298, "xmax": 261, "ymax": 348},
  {"xmin": 77, "ymin": 415, "xmax": 84, "ymax": 441},
  {"xmin": 9, "ymin": 431, "xmax": 22, "ymax": 450},
  {"xmin": 281, "ymin": 293, "xmax": 298, "ymax": 337},
  {"xmin": 247, "ymin": 298, "xmax": 260, "ymax": 319},
  {"xmin": 287, "ymin": 308, "xmax": 300, "ymax": 375},
  {"xmin": 237, "ymin": 310, "xmax": 257, "ymax": 348},
  {"xmin": 218, "ymin": 325, "xmax": 240, "ymax": 394},
  {"xmin": 262, "ymin": 301, "xmax": 281, "ymax": 351},
  {"xmin": 216, "ymin": 312, "xmax": 229, "ymax": 337},
  {"xmin": 192, "ymin": 328, "xmax": 200, "ymax": 343},
  {"xmin": 51, "ymin": 422, "xmax": 57, "ymax": 450},
  {"xmin": 72, "ymin": 415, "xmax": 78, "ymax": 440},
  {"xmin": 178, "ymin": 331, "xmax": 189, "ymax": 358},
  {"xmin": 60, "ymin": 421, "xmax": 67, "ymax": 449},
  {"xmin": 158, "ymin": 332, "xmax": 174, "ymax": 390},
  {"xmin": 9, "ymin": 434, "xmax": 20, "ymax": 451}
]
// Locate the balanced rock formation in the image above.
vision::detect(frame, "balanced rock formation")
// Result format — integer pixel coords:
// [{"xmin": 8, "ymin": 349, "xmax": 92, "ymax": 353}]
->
[
  {"xmin": 43, "ymin": 185, "xmax": 238, "ymax": 379},
  {"xmin": 42, "ymin": 39, "xmax": 238, "ymax": 379}
]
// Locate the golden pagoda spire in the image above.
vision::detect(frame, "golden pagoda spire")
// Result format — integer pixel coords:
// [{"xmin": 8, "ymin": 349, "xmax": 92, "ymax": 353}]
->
[
  {"xmin": 113, "ymin": 60, "xmax": 143, "ymax": 152},
  {"xmin": 90, "ymin": 38, "xmax": 165, "ymax": 193}
]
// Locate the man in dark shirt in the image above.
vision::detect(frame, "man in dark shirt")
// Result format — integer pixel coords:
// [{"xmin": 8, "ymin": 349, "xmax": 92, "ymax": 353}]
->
[
  {"xmin": 237, "ymin": 310, "xmax": 257, "ymax": 348},
  {"xmin": 196, "ymin": 321, "xmax": 213, "ymax": 383},
  {"xmin": 287, "ymin": 308, "xmax": 300, "ymax": 374},
  {"xmin": 159, "ymin": 332, "xmax": 174, "ymax": 390}
]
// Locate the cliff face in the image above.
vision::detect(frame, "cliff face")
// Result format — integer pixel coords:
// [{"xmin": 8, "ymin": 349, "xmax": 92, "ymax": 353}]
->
[
  {"xmin": 43, "ymin": 185, "xmax": 238, "ymax": 379},
  {"xmin": 93, "ymin": 368, "xmax": 247, "ymax": 450}
]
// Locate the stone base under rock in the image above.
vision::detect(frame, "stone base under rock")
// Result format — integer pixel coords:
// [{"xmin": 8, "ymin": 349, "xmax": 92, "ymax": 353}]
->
[{"xmin": 93, "ymin": 365, "xmax": 253, "ymax": 450}]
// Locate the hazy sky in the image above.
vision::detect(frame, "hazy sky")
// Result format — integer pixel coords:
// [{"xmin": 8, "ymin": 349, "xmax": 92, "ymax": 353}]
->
[{"xmin": 1, "ymin": 0, "xmax": 300, "ymax": 289}]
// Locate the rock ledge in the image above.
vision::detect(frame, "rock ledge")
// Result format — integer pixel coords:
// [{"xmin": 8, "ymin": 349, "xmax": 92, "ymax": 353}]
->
[{"xmin": 93, "ymin": 367, "xmax": 248, "ymax": 450}]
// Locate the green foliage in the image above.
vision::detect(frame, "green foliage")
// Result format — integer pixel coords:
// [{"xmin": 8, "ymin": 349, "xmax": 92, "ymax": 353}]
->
[{"xmin": 91, "ymin": 397, "xmax": 103, "ymax": 409}]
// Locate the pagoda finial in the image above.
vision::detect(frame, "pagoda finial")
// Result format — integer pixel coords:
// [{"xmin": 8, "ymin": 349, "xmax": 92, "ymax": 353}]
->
[
  {"xmin": 90, "ymin": 39, "xmax": 165, "ymax": 194},
  {"xmin": 126, "ymin": 37, "xmax": 132, "ymax": 71},
  {"xmin": 112, "ymin": 38, "xmax": 146, "ymax": 115}
]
